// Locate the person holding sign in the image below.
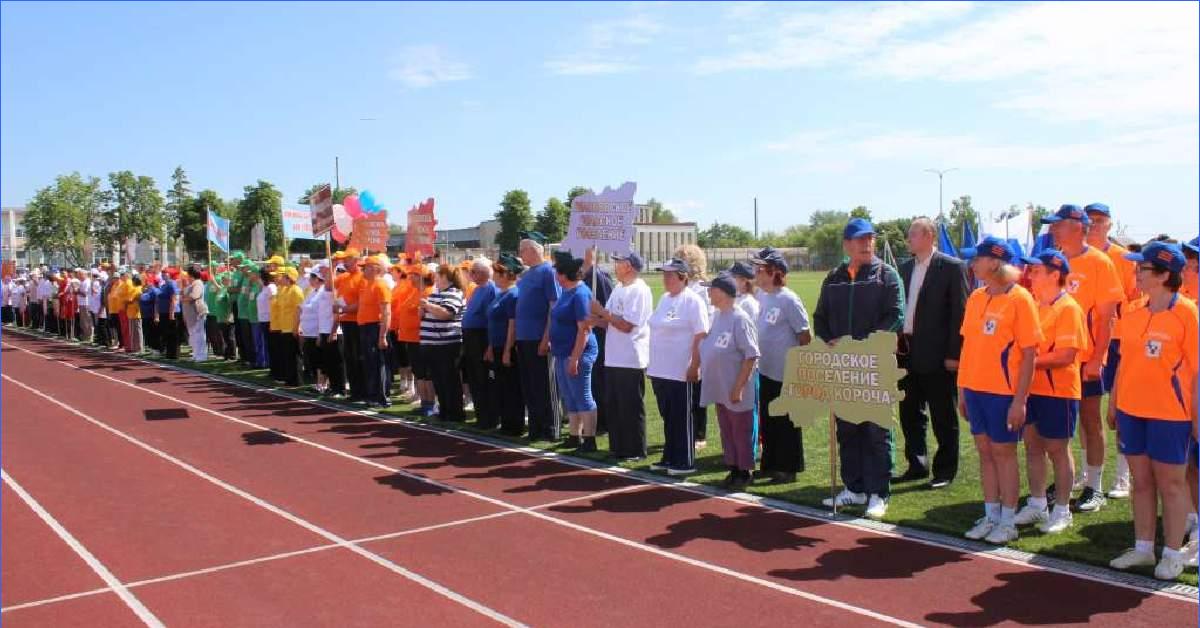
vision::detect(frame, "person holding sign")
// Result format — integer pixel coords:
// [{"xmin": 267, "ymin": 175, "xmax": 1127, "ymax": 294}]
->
[
  {"xmin": 813, "ymin": 219, "xmax": 904, "ymax": 519},
  {"xmin": 1107, "ymin": 242, "xmax": 1198, "ymax": 580},
  {"xmin": 515, "ymin": 233, "xmax": 563, "ymax": 441},
  {"xmin": 592, "ymin": 251, "xmax": 654, "ymax": 461},
  {"xmin": 1012, "ymin": 250, "xmax": 1087, "ymax": 535},
  {"xmin": 699, "ymin": 272, "xmax": 760, "ymax": 491},
  {"xmin": 550, "ymin": 251, "xmax": 599, "ymax": 452},
  {"xmin": 957, "ymin": 236, "xmax": 1041, "ymax": 544}
]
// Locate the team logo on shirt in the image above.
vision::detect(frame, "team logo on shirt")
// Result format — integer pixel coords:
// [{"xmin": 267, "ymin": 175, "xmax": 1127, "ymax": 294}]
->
[
  {"xmin": 715, "ymin": 332, "xmax": 732, "ymax": 348},
  {"xmin": 1067, "ymin": 279, "xmax": 1081, "ymax": 294},
  {"xmin": 983, "ymin": 318, "xmax": 998, "ymax": 335},
  {"xmin": 665, "ymin": 307, "xmax": 678, "ymax": 321},
  {"xmin": 765, "ymin": 307, "xmax": 781, "ymax": 325},
  {"xmin": 1145, "ymin": 339, "xmax": 1162, "ymax": 358}
]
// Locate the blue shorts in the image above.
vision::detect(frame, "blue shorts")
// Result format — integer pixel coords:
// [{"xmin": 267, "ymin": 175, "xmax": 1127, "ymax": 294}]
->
[
  {"xmin": 1082, "ymin": 378, "xmax": 1104, "ymax": 399},
  {"xmin": 1101, "ymin": 340, "xmax": 1121, "ymax": 393},
  {"xmin": 1026, "ymin": 395, "xmax": 1078, "ymax": 440},
  {"xmin": 1116, "ymin": 411, "xmax": 1191, "ymax": 465},
  {"xmin": 552, "ymin": 350, "xmax": 597, "ymax": 413},
  {"xmin": 964, "ymin": 389, "xmax": 1022, "ymax": 444}
]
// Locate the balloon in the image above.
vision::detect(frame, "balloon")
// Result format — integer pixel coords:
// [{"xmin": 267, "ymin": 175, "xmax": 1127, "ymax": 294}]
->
[
  {"xmin": 332, "ymin": 203, "xmax": 353, "ymax": 242},
  {"xmin": 343, "ymin": 194, "xmax": 363, "ymax": 218},
  {"xmin": 331, "ymin": 223, "xmax": 348, "ymax": 243},
  {"xmin": 359, "ymin": 190, "xmax": 378, "ymax": 213}
]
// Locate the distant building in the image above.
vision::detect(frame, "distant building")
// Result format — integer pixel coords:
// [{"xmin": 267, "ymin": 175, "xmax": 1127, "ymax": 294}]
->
[
  {"xmin": 2, "ymin": 206, "xmax": 28, "ymax": 265},
  {"xmin": 387, "ymin": 219, "xmax": 500, "ymax": 261},
  {"xmin": 632, "ymin": 204, "xmax": 698, "ymax": 265}
]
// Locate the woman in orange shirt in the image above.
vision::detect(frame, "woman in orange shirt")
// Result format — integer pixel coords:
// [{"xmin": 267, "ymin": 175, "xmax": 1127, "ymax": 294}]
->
[
  {"xmin": 388, "ymin": 263, "xmax": 415, "ymax": 401},
  {"xmin": 398, "ymin": 264, "xmax": 435, "ymax": 414}
]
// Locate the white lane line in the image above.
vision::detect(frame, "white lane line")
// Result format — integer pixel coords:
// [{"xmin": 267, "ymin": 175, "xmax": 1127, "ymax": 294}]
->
[
  {"xmin": 2, "ymin": 375, "xmax": 526, "ymax": 628},
  {"xmin": 4, "ymin": 346, "xmax": 922, "ymax": 626},
  {"xmin": 1, "ymin": 469, "xmax": 166, "ymax": 627}
]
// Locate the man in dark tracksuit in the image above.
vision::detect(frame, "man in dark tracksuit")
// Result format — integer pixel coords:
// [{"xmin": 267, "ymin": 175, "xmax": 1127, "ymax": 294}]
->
[{"xmin": 813, "ymin": 218, "xmax": 905, "ymax": 519}]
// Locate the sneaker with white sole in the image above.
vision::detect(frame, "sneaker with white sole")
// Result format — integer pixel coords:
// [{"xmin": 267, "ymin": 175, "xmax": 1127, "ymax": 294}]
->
[
  {"xmin": 1110, "ymin": 548, "xmax": 1157, "ymax": 570},
  {"xmin": 1012, "ymin": 504, "xmax": 1049, "ymax": 526},
  {"xmin": 984, "ymin": 523, "xmax": 1018, "ymax": 545},
  {"xmin": 865, "ymin": 495, "xmax": 888, "ymax": 519},
  {"xmin": 667, "ymin": 467, "xmax": 696, "ymax": 476},
  {"xmin": 1106, "ymin": 477, "xmax": 1131, "ymax": 499},
  {"xmin": 1183, "ymin": 540, "xmax": 1198, "ymax": 569},
  {"xmin": 1075, "ymin": 487, "xmax": 1106, "ymax": 512},
  {"xmin": 822, "ymin": 489, "xmax": 867, "ymax": 508},
  {"xmin": 1155, "ymin": 553, "xmax": 1186, "ymax": 580},
  {"xmin": 1038, "ymin": 509, "xmax": 1073, "ymax": 534},
  {"xmin": 965, "ymin": 517, "xmax": 996, "ymax": 541}
]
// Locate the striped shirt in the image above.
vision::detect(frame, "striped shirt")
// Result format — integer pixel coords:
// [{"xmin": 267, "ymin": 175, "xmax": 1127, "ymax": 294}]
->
[{"xmin": 420, "ymin": 288, "xmax": 464, "ymax": 345}]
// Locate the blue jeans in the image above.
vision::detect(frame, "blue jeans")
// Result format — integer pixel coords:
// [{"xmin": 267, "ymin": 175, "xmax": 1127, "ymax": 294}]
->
[{"xmin": 253, "ymin": 322, "xmax": 270, "ymax": 368}]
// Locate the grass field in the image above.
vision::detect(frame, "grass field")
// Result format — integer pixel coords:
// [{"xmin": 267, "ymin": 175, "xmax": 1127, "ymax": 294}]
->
[{"xmin": 69, "ymin": 271, "xmax": 1195, "ymax": 584}]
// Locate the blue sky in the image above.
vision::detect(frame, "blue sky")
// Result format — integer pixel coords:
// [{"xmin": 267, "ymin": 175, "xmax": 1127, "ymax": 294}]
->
[{"xmin": 2, "ymin": 1, "xmax": 1197, "ymax": 241}]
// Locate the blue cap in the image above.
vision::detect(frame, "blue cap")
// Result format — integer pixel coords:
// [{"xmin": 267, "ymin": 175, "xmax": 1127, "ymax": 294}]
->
[
  {"xmin": 701, "ymin": 271, "xmax": 738, "ymax": 298},
  {"xmin": 1125, "ymin": 242, "xmax": 1185, "ymax": 274},
  {"xmin": 660, "ymin": 257, "xmax": 690, "ymax": 273},
  {"xmin": 843, "ymin": 218, "xmax": 876, "ymax": 240},
  {"xmin": 728, "ymin": 261, "xmax": 755, "ymax": 279},
  {"xmin": 1083, "ymin": 203, "xmax": 1110, "ymax": 217},
  {"xmin": 1041, "ymin": 204, "xmax": 1091, "ymax": 226},
  {"xmin": 1183, "ymin": 237, "xmax": 1199, "ymax": 256},
  {"xmin": 749, "ymin": 246, "xmax": 789, "ymax": 273},
  {"xmin": 611, "ymin": 250, "xmax": 644, "ymax": 272},
  {"xmin": 1020, "ymin": 250, "xmax": 1071, "ymax": 275},
  {"xmin": 961, "ymin": 235, "xmax": 1015, "ymax": 262}
]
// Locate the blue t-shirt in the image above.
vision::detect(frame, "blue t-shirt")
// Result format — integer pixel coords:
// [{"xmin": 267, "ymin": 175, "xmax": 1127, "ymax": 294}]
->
[
  {"xmin": 139, "ymin": 285, "xmax": 159, "ymax": 319},
  {"xmin": 487, "ymin": 286, "xmax": 518, "ymax": 348},
  {"xmin": 515, "ymin": 262, "xmax": 561, "ymax": 341},
  {"xmin": 156, "ymin": 279, "xmax": 178, "ymax": 314},
  {"xmin": 549, "ymin": 283, "xmax": 596, "ymax": 358},
  {"xmin": 463, "ymin": 281, "xmax": 497, "ymax": 330}
]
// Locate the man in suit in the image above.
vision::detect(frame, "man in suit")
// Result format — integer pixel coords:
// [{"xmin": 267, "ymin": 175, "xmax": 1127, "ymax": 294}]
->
[{"xmin": 896, "ymin": 217, "xmax": 969, "ymax": 489}]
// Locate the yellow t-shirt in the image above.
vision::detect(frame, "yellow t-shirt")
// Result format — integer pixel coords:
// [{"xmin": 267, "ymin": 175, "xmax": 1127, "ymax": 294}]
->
[
  {"xmin": 273, "ymin": 284, "xmax": 305, "ymax": 333},
  {"xmin": 125, "ymin": 285, "xmax": 143, "ymax": 319},
  {"xmin": 958, "ymin": 284, "xmax": 1043, "ymax": 396}
]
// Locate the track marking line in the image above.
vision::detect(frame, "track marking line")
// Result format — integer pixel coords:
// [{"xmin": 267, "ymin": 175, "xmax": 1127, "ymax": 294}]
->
[
  {"xmin": 2, "ymin": 375, "xmax": 526, "ymax": 628},
  {"xmin": 1, "ymin": 469, "xmax": 166, "ymax": 627},
  {"xmin": 5, "ymin": 349, "xmax": 923, "ymax": 626}
]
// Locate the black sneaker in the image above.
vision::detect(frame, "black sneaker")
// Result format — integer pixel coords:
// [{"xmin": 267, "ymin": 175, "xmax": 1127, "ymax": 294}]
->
[
  {"xmin": 893, "ymin": 467, "xmax": 930, "ymax": 482},
  {"xmin": 719, "ymin": 469, "xmax": 737, "ymax": 488},
  {"xmin": 563, "ymin": 436, "xmax": 581, "ymax": 449},
  {"xmin": 927, "ymin": 478, "xmax": 952, "ymax": 490},
  {"xmin": 1075, "ymin": 486, "xmax": 1106, "ymax": 512},
  {"xmin": 575, "ymin": 437, "xmax": 598, "ymax": 454}
]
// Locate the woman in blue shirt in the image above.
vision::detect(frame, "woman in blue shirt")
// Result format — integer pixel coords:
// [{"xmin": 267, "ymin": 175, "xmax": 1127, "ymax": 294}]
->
[
  {"xmin": 139, "ymin": 281, "xmax": 160, "ymax": 352},
  {"xmin": 550, "ymin": 251, "xmax": 598, "ymax": 453},
  {"xmin": 485, "ymin": 253, "xmax": 525, "ymax": 435}
]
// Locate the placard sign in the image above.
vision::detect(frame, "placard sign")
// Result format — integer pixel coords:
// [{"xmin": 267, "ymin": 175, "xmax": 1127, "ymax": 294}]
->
[
  {"xmin": 768, "ymin": 332, "xmax": 905, "ymax": 428},
  {"xmin": 559, "ymin": 181, "xmax": 638, "ymax": 256},
  {"xmin": 405, "ymin": 198, "xmax": 437, "ymax": 257}
]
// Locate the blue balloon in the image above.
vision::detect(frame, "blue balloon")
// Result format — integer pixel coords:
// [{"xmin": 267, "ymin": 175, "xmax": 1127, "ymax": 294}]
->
[{"xmin": 360, "ymin": 190, "xmax": 379, "ymax": 213}]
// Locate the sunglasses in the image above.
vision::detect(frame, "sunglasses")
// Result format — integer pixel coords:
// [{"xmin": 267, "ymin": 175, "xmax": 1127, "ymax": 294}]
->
[{"xmin": 1137, "ymin": 265, "xmax": 1160, "ymax": 273}]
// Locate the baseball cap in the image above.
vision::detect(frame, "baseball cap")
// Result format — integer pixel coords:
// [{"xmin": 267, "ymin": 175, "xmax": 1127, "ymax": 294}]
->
[
  {"xmin": 1182, "ymin": 237, "xmax": 1198, "ymax": 256},
  {"xmin": 1083, "ymin": 203, "xmax": 1110, "ymax": 218},
  {"xmin": 1125, "ymin": 241, "xmax": 1185, "ymax": 274},
  {"xmin": 961, "ymin": 235, "xmax": 1015, "ymax": 262},
  {"xmin": 1020, "ymin": 250, "xmax": 1071, "ymax": 275},
  {"xmin": 728, "ymin": 260, "xmax": 755, "ymax": 279},
  {"xmin": 343, "ymin": 247, "xmax": 361, "ymax": 258},
  {"xmin": 843, "ymin": 218, "xmax": 876, "ymax": 240},
  {"xmin": 750, "ymin": 246, "xmax": 789, "ymax": 273},
  {"xmin": 611, "ymin": 251, "xmax": 644, "ymax": 272},
  {"xmin": 701, "ymin": 271, "xmax": 737, "ymax": 298},
  {"xmin": 660, "ymin": 257, "xmax": 690, "ymax": 273},
  {"xmin": 494, "ymin": 252, "xmax": 525, "ymax": 275},
  {"xmin": 266, "ymin": 255, "xmax": 286, "ymax": 266},
  {"xmin": 1041, "ymin": 204, "xmax": 1091, "ymax": 226},
  {"xmin": 552, "ymin": 250, "xmax": 583, "ymax": 276},
  {"xmin": 519, "ymin": 230, "xmax": 548, "ymax": 244}
]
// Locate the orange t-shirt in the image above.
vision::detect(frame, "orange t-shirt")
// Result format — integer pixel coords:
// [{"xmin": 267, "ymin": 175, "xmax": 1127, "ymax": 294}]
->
[
  {"xmin": 1113, "ymin": 295, "xmax": 1199, "ymax": 421},
  {"xmin": 396, "ymin": 285, "xmax": 431, "ymax": 343},
  {"xmin": 336, "ymin": 270, "xmax": 364, "ymax": 323},
  {"xmin": 958, "ymin": 284, "xmax": 1043, "ymax": 396},
  {"xmin": 389, "ymin": 281, "xmax": 413, "ymax": 332},
  {"xmin": 1030, "ymin": 293, "xmax": 1088, "ymax": 399},
  {"xmin": 355, "ymin": 277, "xmax": 392, "ymax": 325},
  {"xmin": 1100, "ymin": 242, "xmax": 1140, "ymax": 309},
  {"xmin": 1065, "ymin": 246, "xmax": 1123, "ymax": 363}
]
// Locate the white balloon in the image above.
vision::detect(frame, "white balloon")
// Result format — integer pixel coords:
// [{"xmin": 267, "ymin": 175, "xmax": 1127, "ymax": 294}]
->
[{"xmin": 333, "ymin": 203, "xmax": 353, "ymax": 235}]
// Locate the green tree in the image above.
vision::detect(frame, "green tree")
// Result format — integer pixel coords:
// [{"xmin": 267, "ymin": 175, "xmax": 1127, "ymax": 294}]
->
[
  {"xmin": 495, "ymin": 189, "xmax": 533, "ymax": 252},
  {"xmin": 850, "ymin": 205, "xmax": 872, "ymax": 220},
  {"xmin": 94, "ymin": 171, "xmax": 165, "ymax": 262},
  {"xmin": 804, "ymin": 210, "xmax": 850, "ymax": 269},
  {"xmin": 23, "ymin": 173, "xmax": 106, "ymax": 266},
  {"xmin": 1029, "ymin": 203, "xmax": 1050, "ymax": 227},
  {"xmin": 874, "ymin": 217, "xmax": 913, "ymax": 261},
  {"xmin": 643, "ymin": 198, "xmax": 679, "ymax": 224},
  {"xmin": 566, "ymin": 186, "xmax": 592, "ymax": 209},
  {"xmin": 297, "ymin": 184, "xmax": 357, "ymax": 206},
  {"xmin": 698, "ymin": 221, "xmax": 754, "ymax": 248},
  {"xmin": 178, "ymin": 190, "xmax": 235, "ymax": 258},
  {"xmin": 232, "ymin": 180, "xmax": 284, "ymax": 255},
  {"xmin": 534, "ymin": 197, "xmax": 570, "ymax": 243},
  {"xmin": 165, "ymin": 166, "xmax": 192, "ymax": 244},
  {"xmin": 948, "ymin": 195, "xmax": 980, "ymax": 250}
]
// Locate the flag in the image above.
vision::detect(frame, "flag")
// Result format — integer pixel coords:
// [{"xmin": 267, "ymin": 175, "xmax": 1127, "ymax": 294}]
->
[
  {"xmin": 937, "ymin": 221, "xmax": 958, "ymax": 258},
  {"xmin": 882, "ymin": 238, "xmax": 896, "ymax": 268},
  {"xmin": 206, "ymin": 210, "xmax": 230, "ymax": 252},
  {"xmin": 1031, "ymin": 224, "xmax": 1054, "ymax": 256},
  {"xmin": 961, "ymin": 220, "xmax": 977, "ymax": 253}
]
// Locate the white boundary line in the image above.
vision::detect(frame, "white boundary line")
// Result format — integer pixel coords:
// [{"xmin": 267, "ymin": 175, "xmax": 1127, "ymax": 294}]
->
[
  {"xmin": 2, "ymin": 375, "xmax": 527, "ymax": 628},
  {"xmin": 4, "ymin": 345, "xmax": 924, "ymax": 627},
  {"xmin": 1, "ymin": 469, "xmax": 166, "ymax": 627}
]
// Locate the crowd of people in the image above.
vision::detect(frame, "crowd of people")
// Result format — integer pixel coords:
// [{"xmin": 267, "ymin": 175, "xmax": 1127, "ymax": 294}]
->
[{"xmin": 2, "ymin": 207, "xmax": 1197, "ymax": 581}]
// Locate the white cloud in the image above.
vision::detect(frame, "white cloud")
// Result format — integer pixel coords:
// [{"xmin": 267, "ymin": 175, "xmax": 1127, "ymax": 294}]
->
[
  {"xmin": 545, "ymin": 10, "xmax": 662, "ymax": 76},
  {"xmin": 388, "ymin": 45, "xmax": 471, "ymax": 88}
]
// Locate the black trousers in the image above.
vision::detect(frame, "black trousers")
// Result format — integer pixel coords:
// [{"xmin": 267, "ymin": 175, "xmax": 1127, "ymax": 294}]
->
[
  {"xmin": 690, "ymin": 380, "xmax": 707, "ymax": 441},
  {"xmin": 836, "ymin": 418, "xmax": 893, "ymax": 498},
  {"xmin": 320, "ymin": 333, "xmax": 346, "ymax": 394},
  {"xmin": 218, "ymin": 322, "xmax": 236, "ymax": 360},
  {"xmin": 651, "ymin": 377, "xmax": 694, "ymax": 470},
  {"xmin": 898, "ymin": 369, "xmax": 959, "ymax": 481},
  {"xmin": 517, "ymin": 340, "xmax": 555, "ymax": 439},
  {"xmin": 2, "ymin": 305, "xmax": 12, "ymax": 324},
  {"xmin": 93, "ymin": 310, "xmax": 108, "ymax": 345},
  {"xmin": 142, "ymin": 317, "xmax": 158, "ymax": 351},
  {"xmin": 592, "ymin": 329, "xmax": 608, "ymax": 434},
  {"xmin": 426, "ymin": 342, "xmax": 465, "ymax": 421},
  {"xmin": 236, "ymin": 319, "xmax": 254, "ymax": 364},
  {"xmin": 358, "ymin": 323, "xmax": 389, "ymax": 404},
  {"xmin": 341, "ymin": 321, "xmax": 363, "ymax": 400},
  {"xmin": 108, "ymin": 314, "xmax": 122, "ymax": 348},
  {"xmin": 759, "ymin": 376, "xmax": 805, "ymax": 473},
  {"xmin": 268, "ymin": 331, "xmax": 284, "ymax": 380},
  {"xmin": 206, "ymin": 315, "xmax": 224, "ymax": 358},
  {"xmin": 487, "ymin": 344, "xmax": 525, "ymax": 434},
  {"xmin": 605, "ymin": 366, "xmax": 646, "ymax": 458},
  {"xmin": 29, "ymin": 303, "xmax": 43, "ymax": 330},
  {"xmin": 160, "ymin": 315, "xmax": 179, "ymax": 358},
  {"xmin": 462, "ymin": 329, "xmax": 492, "ymax": 424},
  {"xmin": 302, "ymin": 336, "xmax": 322, "ymax": 385},
  {"xmin": 279, "ymin": 333, "xmax": 300, "ymax": 386}
]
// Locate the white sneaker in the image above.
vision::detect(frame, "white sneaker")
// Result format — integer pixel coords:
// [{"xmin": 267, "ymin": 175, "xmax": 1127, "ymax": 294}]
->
[
  {"xmin": 865, "ymin": 495, "xmax": 888, "ymax": 519},
  {"xmin": 1155, "ymin": 552, "xmax": 1186, "ymax": 580},
  {"xmin": 1110, "ymin": 548, "xmax": 1156, "ymax": 570},
  {"xmin": 985, "ymin": 523, "xmax": 1018, "ymax": 545},
  {"xmin": 822, "ymin": 489, "xmax": 867, "ymax": 508},
  {"xmin": 1183, "ymin": 540, "xmax": 1198, "ymax": 568},
  {"xmin": 1012, "ymin": 504, "xmax": 1049, "ymax": 526},
  {"xmin": 965, "ymin": 517, "xmax": 996, "ymax": 540},
  {"xmin": 667, "ymin": 467, "xmax": 696, "ymax": 477},
  {"xmin": 1038, "ymin": 509, "xmax": 1073, "ymax": 534},
  {"xmin": 1106, "ymin": 477, "xmax": 1131, "ymax": 499},
  {"xmin": 464, "ymin": 401, "xmax": 475, "ymax": 412}
]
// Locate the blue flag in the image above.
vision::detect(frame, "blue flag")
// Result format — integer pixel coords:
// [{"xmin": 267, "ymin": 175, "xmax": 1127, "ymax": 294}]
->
[
  {"xmin": 938, "ymin": 221, "xmax": 958, "ymax": 258},
  {"xmin": 207, "ymin": 210, "xmax": 230, "ymax": 252},
  {"xmin": 961, "ymin": 220, "xmax": 977, "ymax": 254}
]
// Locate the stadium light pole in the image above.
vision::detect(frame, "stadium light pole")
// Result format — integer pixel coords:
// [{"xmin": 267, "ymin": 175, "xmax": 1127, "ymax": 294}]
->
[{"xmin": 924, "ymin": 168, "xmax": 958, "ymax": 219}]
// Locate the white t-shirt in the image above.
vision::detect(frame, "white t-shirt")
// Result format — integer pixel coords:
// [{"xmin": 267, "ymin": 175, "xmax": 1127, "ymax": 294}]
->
[
  {"xmin": 87, "ymin": 277, "xmax": 103, "ymax": 313},
  {"xmin": 735, "ymin": 293, "xmax": 760, "ymax": 322},
  {"xmin": 256, "ymin": 283, "xmax": 276, "ymax": 323},
  {"xmin": 647, "ymin": 288, "xmax": 710, "ymax": 382},
  {"xmin": 12, "ymin": 285, "xmax": 27, "ymax": 308},
  {"xmin": 604, "ymin": 278, "xmax": 654, "ymax": 369}
]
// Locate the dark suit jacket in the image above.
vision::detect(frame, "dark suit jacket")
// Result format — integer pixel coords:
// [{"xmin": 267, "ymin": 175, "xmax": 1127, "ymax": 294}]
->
[{"xmin": 899, "ymin": 250, "xmax": 968, "ymax": 374}]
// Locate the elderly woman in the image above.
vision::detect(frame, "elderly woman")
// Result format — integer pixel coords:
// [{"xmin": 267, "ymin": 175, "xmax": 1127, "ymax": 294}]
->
[
  {"xmin": 274, "ymin": 267, "xmax": 305, "ymax": 386},
  {"xmin": 419, "ymin": 264, "xmax": 467, "ymax": 421},
  {"xmin": 550, "ymin": 251, "xmax": 599, "ymax": 452},
  {"xmin": 648, "ymin": 257, "xmax": 710, "ymax": 475},
  {"xmin": 462, "ymin": 257, "xmax": 498, "ymax": 425},
  {"xmin": 181, "ymin": 267, "xmax": 209, "ymax": 362},
  {"xmin": 485, "ymin": 254, "xmax": 525, "ymax": 434},
  {"xmin": 700, "ymin": 272, "xmax": 760, "ymax": 490},
  {"xmin": 729, "ymin": 261, "xmax": 760, "ymax": 321},
  {"xmin": 675, "ymin": 243, "xmax": 712, "ymax": 450},
  {"xmin": 399, "ymin": 264, "xmax": 436, "ymax": 414}
]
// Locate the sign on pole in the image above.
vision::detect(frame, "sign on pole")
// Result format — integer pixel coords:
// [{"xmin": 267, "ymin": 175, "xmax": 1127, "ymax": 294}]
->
[
  {"xmin": 558, "ymin": 181, "xmax": 638, "ymax": 256},
  {"xmin": 207, "ymin": 211, "xmax": 231, "ymax": 252},
  {"xmin": 309, "ymin": 184, "xmax": 335, "ymax": 237},
  {"xmin": 282, "ymin": 206, "xmax": 319, "ymax": 241},
  {"xmin": 405, "ymin": 198, "xmax": 437, "ymax": 257},
  {"xmin": 348, "ymin": 211, "xmax": 390, "ymax": 253}
]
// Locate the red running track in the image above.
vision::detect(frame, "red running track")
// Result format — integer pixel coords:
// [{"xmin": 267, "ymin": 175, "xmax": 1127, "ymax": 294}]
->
[{"xmin": 1, "ymin": 332, "xmax": 1195, "ymax": 627}]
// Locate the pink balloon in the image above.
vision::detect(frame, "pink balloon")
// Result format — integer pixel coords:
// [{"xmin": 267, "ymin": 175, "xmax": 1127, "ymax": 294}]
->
[
  {"xmin": 331, "ymin": 223, "xmax": 348, "ymax": 243},
  {"xmin": 331, "ymin": 203, "xmax": 353, "ymax": 243},
  {"xmin": 342, "ymin": 194, "xmax": 363, "ymax": 219}
]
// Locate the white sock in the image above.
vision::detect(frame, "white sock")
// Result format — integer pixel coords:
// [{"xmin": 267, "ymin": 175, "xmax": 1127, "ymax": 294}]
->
[
  {"xmin": 1135, "ymin": 539, "xmax": 1155, "ymax": 554},
  {"xmin": 1000, "ymin": 507, "xmax": 1016, "ymax": 527},
  {"xmin": 1188, "ymin": 512, "xmax": 1198, "ymax": 528},
  {"xmin": 985, "ymin": 502, "xmax": 1000, "ymax": 522},
  {"xmin": 1162, "ymin": 546, "xmax": 1181, "ymax": 559},
  {"xmin": 1051, "ymin": 504, "xmax": 1070, "ymax": 517},
  {"xmin": 1027, "ymin": 496, "xmax": 1048, "ymax": 510},
  {"xmin": 1086, "ymin": 465, "xmax": 1103, "ymax": 492},
  {"xmin": 1115, "ymin": 455, "xmax": 1130, "ymax": 481}
]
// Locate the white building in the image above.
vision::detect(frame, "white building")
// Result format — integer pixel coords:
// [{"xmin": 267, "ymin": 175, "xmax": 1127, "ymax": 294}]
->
[{"xmin": 632, "ymin": 204, "xmax": 698, "ymax": 265}]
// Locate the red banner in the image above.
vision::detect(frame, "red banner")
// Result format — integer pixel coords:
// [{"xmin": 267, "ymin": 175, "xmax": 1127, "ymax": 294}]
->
[
  {"xmin": 309, "ymin": 184, "xmax": 334, "ymax": 237},
  {"xmin": 405, "ymin": 198, "xmax": 437, "ymax": 257},
  {"xmin": 348, "ymin": 211, "xmax": 390, "ymax": 254}
]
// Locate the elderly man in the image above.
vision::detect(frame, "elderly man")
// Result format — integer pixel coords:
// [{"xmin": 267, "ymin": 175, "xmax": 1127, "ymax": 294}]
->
[
  {"xmin": 335, "ymin": 248, "xmax": 367, "ymax": 402},
  {"xmin": 591, "ymin": 251, "xmax": 653, "ymax": 461},
  {"xmin": 462, "ymin": 257, "xmax": 498, "ymax": 426},
  {"xmin": 515, "ymin": 232, "xmax": 562, "ymax": 441},
  {"xmin": 346, "ymin": 254, "xmax": 393, "ymax": 408},
  {"xmin": 896, "ymin": 217, "xmax": 969, "ymax": 489},
  {"xmin": 814, "ymin": 218, "xmax": 905, "ymax": 519}
]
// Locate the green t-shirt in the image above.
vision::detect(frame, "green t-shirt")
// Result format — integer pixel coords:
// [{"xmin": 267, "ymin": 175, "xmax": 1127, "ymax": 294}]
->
[
  {"xmin": 209, "ymin": 279, "xmax": 232, "ymax": 322},
  {"xmin": 238, "ymin": 282, "xmax": 260, "ymax": 321}
]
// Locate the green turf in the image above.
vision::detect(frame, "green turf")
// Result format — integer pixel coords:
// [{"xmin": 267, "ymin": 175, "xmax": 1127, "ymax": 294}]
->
[{"xmin": 86, "ymin": 274, "xmax": 1194, "ymax": 585}]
